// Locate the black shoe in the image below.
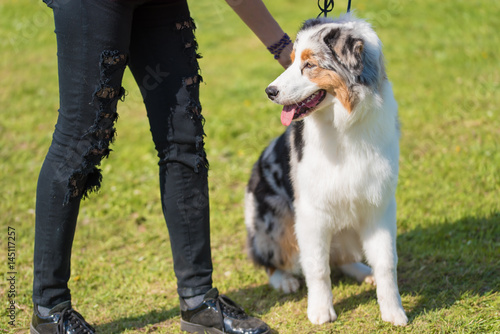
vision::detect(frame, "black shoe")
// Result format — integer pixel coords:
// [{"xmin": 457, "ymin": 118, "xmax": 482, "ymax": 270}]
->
[
  {"xmin": 30, "ymin": 301, "xmax": 95, "ymax": 334},
  {"xmin": 180, "ymin": 288, "xmax": 270, "ymax": 334}
]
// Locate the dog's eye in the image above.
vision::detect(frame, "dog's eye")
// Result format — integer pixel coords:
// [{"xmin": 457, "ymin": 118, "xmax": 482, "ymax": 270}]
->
[{"xmin": 303, "ymin": 62, "xmax": 316, "ymax": 70}]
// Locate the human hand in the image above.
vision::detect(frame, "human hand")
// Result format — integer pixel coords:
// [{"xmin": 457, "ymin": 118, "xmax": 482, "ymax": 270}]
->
[{"xmin": 277, "ymin": 43, "xmax": 293, "ymax": 69}]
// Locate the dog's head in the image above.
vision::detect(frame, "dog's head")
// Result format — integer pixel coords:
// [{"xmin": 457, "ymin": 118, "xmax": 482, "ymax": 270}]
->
[{"xmin": 266, "ymin": 14, "xmax": 387, "ymax": 126}]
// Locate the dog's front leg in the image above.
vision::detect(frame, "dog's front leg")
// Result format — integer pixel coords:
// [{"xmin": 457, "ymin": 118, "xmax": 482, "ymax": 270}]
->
[
  {"xmin": 295, "ymin": 205, "xmax": 337, "ymax": 325},
  {"xmin": 362, "ymin": 198, "xmax": 408, "ymax": 326}
]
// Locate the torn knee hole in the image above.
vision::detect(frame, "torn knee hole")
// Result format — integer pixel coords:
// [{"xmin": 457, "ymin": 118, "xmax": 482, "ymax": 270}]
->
[
  {"xmin": 184, "ymin": 38, "xmax": 199, "ymax": 50},
  {"xmin": 83, "ymin": 146, "xmax": 111, "ymax": 166},
  {"xmin": 68, "ymin": 173, "xmax": 86, "ymax": 199},
  {"xmin": 187, "ymin": 98, "xmax": 203, "ymax": 118},
  {"xmin": 176, "ymin": 20, "xmax": 195, "ymax": 30},
  {"xmin": 189, "ymin": 105, "xmax": 201, "ymax": 116},
  {"xmin": 88, "ymin": 147, "xmax": 109, "ymax": 157},
  {"xmin": 100, "ymin": 50, "xmax": 127, "ymax": 72},
  {"xmin": 96, "ymin": 86, "xmax": 117, "ymax": 99},
  {"xmin": 102, "ymin": 52, "xmax": 127, "ymax": 66},
  {"xmin": 95, "ymin": 86, "xmax": 125, "ymax": 100},
  {"xmin": 100, "ymin": 50, "xmax": 128, "ymax": 79},
  {"xmin": 66, "ymin": 168, "xmax": 102, "ymax": 203},
  {"xmin": 183, "ymin": 75, "xmax": 200, "ymax": 86},
  {"xmin": 94, "ymin": 128, "xmax": 115, "ymax": 140}
]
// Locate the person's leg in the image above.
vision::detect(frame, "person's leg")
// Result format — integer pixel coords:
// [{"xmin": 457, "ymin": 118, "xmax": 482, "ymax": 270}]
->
[
  {"xmin": 33, "ymin": 0, "xmax": 137, "ymax": 309},
  {"xmin": 123, "ymin": 2, "xmax": 270, "ymax": 332},
  {"xmin": 128, "ymin": 0, "xmax": 213, "ymax": 300}
]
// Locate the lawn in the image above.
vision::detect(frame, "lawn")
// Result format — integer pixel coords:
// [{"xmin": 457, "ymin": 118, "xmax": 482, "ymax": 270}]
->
[{"xmin": 1, "ymin": 0, "xmax": 499, "ymax": 333}]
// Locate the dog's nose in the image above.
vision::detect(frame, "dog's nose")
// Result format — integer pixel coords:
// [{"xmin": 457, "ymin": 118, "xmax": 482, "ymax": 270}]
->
[{"xmin": 265, "ymin": 86, "xmax": 279, "ymax": 100}]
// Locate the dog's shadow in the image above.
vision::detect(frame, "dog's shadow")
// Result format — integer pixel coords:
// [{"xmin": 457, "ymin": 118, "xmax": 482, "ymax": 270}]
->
[{"xmin": 232, "ymin": 212, "xmax": 499, "ymax": 324}]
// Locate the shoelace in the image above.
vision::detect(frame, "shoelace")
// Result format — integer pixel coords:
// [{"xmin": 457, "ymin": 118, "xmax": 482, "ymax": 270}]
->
[
  {"xmin": 214, "ymin": 294, "xmax": 248, "ymax": 332},
  {"xmin": 57, "ymin": 307, "xmax": 95, "ymax": 334}
]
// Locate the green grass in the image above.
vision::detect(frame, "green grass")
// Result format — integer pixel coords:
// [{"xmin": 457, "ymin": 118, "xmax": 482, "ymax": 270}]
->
[{"xmin": 1, "ymin": 0, "xmax": 499, "ymax": 333}]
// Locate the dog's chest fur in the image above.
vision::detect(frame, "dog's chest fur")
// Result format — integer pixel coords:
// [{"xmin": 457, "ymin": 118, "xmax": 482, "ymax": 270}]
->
[{"xmin": 289, "ymin": 107, "xmax": 398, "ymax": 229}]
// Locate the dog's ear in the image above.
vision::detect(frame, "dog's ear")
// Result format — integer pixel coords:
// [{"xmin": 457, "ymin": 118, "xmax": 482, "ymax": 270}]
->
[{"xmin": 323, "ymin": 28, "xmax": 364, "ymax": 76}]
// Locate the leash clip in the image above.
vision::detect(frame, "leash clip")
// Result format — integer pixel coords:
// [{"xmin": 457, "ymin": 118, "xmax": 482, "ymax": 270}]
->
[{"xmin": 317, "ymin": 0, "xmax": 352, "ymax": 18}]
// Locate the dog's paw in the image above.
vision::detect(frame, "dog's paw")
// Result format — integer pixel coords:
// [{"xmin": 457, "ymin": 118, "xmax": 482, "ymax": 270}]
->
[
  {"xmin": 307, "ymin": 304, "xmax": 337, "ymax": 325},
  {"xmin": 339, "ymin": 262, "xmax": 374, "ymax": 284},
  {"xmin": 269, "ymin": 270, "xmax": 300, "ymax": 294},
  {"xmin": 364, "ymin": 274, "xmax": 376, "ymax": 286},
  {"xmin": 381, "ymin": 307, "xmax": 408, "ymax": 326}
]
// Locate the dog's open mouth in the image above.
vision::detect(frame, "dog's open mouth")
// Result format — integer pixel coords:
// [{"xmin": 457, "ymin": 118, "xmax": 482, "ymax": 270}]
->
[{"xmin": 280, "ymin": 90, "xmax": 326, "ymax": 126}]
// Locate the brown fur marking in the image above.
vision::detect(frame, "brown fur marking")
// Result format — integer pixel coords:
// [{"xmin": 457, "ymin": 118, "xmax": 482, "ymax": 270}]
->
[
  {"xmin": 266, "ymin": 267, "xmax": 276, "ymax": 277},
  {"xmin": 309, "ymin": 69, "xmax": 352, "ymax": 112},
  {"xmin": 277, "ymin": 212, "xmax": 299, "ymax": 270},
  {"xmin": 300, "ymin": 49, "xmax": 352, "ymax": 112},
  {"xmin": 300, "ymin": 48, "xmax": 314, "ymax": 62}
]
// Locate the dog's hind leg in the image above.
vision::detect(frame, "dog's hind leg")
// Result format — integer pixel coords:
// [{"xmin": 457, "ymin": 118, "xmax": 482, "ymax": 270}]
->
[
  {"xmin": 268, "ymin": 268, "xmax": 300, "ymax": 293},
  {"xmin": 339, "ymin": 262, "xmax": 376, "ymax": 285}
]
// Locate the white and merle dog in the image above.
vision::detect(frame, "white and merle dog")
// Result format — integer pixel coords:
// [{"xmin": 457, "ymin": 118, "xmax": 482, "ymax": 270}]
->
[{"xmin": 245, "ymin": 14, "xmax": 408, "ymax": 326}]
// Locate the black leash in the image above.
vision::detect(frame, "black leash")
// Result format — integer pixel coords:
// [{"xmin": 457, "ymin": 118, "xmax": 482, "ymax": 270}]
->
[{"xmin": 317, "ymin": 0, "xmax": 352, "ymax": 18}]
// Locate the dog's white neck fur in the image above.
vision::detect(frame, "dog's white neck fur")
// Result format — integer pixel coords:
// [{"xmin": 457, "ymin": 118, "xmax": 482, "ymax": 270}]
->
[
  {"xmin": 300, "ymin": 79, "xmax": 399, "ymax": 212},
  {"xmin": 314, "ymin": 79, "xmax": 396, "ymax": 137}
]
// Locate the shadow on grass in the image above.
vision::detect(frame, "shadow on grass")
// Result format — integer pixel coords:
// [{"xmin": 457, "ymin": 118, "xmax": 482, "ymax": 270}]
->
[
  {"xmin": 95, "ymin": 212, "xmax": 498, "ymax": 332},
  {"xmin": 397, "ymin": 212, "xmax": 499, "ymax": 321},
  {"xmin": 95, "ymin": 307, "xmax": 179, "ymax": 333},
  {"xmin": 229, "ymin": 212, "xmax": 499, "ymax": 324}
]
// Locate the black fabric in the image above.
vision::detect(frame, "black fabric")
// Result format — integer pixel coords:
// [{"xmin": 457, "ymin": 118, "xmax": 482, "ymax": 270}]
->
[{"xmin": 33, "ymin": 0, "xmax": 212, "ymax": 308}]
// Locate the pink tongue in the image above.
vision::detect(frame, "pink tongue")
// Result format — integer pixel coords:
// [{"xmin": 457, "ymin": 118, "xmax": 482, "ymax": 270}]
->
[{"xmin": 281, "ymin": 105, "xmax": 297, "ymax": 126}]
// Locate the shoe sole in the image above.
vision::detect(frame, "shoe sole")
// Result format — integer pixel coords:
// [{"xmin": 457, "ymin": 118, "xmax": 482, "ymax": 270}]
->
[
  {"xmin": 30, "ymin": 323, "xmax": 40, "ymax": 334},
  {"xmin": 180, "ymin": 320, "xmax": 270, "ymax": 334},
  {"xmin": 180, "ymin": 320, "xmax": 225, "ymax": 334}
]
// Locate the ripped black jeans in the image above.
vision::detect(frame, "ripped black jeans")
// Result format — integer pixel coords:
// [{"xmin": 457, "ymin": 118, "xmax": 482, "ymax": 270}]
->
[{"xmin": 34, "ymin": 0, "xmax": 213, "ymax": 308}]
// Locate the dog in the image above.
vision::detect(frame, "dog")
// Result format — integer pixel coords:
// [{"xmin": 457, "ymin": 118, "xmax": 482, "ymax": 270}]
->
[{"xmin": 245, "ymin": 14, "xmax": 408, "ymax": 326}]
